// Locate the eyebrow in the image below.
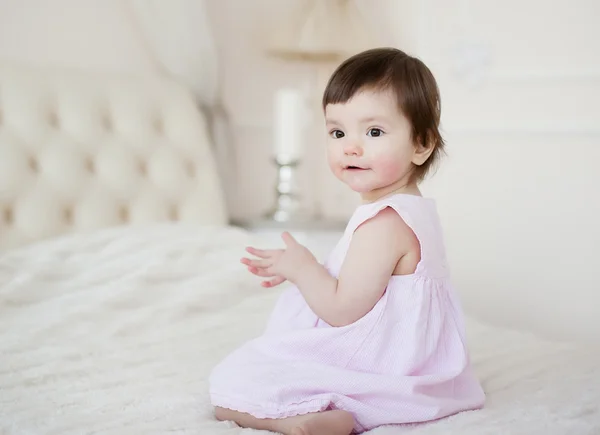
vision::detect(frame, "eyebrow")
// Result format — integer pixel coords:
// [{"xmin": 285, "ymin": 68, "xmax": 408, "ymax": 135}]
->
[
  {"xmin": 359, "ymin": 116, "xmax": 389, "ymax": 124},
  {"xmin": 325, "ymin": 116, "xmax": 389, "ymax": 125}
]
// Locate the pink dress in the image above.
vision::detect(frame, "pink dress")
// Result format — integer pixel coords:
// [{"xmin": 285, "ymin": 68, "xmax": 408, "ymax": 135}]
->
[{"xmin": 209, "ymin": 194, "xmax": 485, "ymax": 433}]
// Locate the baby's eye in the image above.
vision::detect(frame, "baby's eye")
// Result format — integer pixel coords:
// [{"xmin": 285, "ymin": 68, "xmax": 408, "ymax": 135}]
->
[
  {"xmin": 367, "ymin": 128, "xmax": 384, "ymax": 137},
  {"xmin": 330, "ymin": 129, "xmax": 345, "ymax": 139}
]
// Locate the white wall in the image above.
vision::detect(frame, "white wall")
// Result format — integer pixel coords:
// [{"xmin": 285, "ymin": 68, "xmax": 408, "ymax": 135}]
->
[
  {"xmin": 0, "ymin": 0, "xmax": 598, "ymax": 340},
  {"xmin": 0, "ymin": 0, "xmax": 153, "ymax": 74},
  {"xmin": 416, "ymin": 0, "xmax": 600, "ymax": 340}
]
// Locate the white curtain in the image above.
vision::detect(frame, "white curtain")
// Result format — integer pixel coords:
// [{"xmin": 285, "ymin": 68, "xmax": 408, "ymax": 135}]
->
[
  {"xmin": 128, "ymin": 0, "xmax": 218, "ymax": 104},
  {"xmin": 126, "ymin": 0, "xmax": 236, "ymax": 216}
]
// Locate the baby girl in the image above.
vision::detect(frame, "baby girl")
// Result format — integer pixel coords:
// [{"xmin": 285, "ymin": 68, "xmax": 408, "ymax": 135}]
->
[{"xmin": 209, "ymin": 47, "xmax": 485, "ymax": 435}]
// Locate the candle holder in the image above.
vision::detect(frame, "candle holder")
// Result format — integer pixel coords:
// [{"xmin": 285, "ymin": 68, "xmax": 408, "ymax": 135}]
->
[
  {"xmin": 229, "ymin": 86, "xmax": 347, "ymax": 231},
  {"xmin": 264, "ymin": 155, "xmax": 308, "ymax": 224},
  {"xmin": 230, "ymin": 154, "xmax": 347, "ymax": 231}
]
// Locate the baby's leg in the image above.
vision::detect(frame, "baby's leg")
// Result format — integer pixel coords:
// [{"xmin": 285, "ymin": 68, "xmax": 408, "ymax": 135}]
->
[{"xmin": 214, "ymin": 406, "xmax": 354, "ymax": 435}]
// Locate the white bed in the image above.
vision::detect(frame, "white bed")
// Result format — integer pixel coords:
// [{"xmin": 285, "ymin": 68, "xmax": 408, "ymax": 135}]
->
[
  {"xmin": 0, "ymin": 63, "xmax": 599, "ymax": 435},
  {"xmin": 0, "ymin": 224, "xmax": 599, "ymax": 435}
]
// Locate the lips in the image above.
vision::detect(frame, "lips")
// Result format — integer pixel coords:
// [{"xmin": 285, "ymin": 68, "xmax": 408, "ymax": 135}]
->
[{"xmin": 344, "ymin": 165, "xmax": 367, "ymax": 171}]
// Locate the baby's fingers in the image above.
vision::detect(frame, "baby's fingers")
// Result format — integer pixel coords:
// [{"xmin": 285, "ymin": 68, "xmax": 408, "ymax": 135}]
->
[
  {"xmin": 247, "ymin": 266, "xmax": 276, "ymax": 277},
  {"xmin": 261, "ymin": 276, "xmax": 286, "ymax": 288},
  {"xmin": 241, "ymin": 257, "xmax": 271, "ymax": 268},
  {"xmin": 245, "ymin": 247, "xmax": 276, "ymax": 259}
]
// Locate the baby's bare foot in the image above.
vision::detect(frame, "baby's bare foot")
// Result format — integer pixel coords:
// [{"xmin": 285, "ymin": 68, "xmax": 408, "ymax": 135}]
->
[{"xmin": 290, "ymin": 410, "xmax": 354, "ymax": 435}]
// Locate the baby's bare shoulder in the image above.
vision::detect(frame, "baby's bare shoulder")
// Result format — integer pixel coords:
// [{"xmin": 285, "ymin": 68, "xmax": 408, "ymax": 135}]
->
[{"xmin": 353, "ymin": 206, "xmax": 418, "ymax": 255}]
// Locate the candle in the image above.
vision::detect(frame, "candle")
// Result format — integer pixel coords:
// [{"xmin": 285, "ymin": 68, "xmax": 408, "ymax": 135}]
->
[{"xmin": 273, "ymin": 88, "xmax": 305, "ymax": 161}]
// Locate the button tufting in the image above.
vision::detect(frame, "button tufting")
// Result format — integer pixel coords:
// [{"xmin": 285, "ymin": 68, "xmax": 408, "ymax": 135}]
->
[
  {"xmin": 153, "ymin": 116, "xmax": 164, "ymax": 136},
  {"xmin": 47, "ymin": 111, "xmax": 59, "ymax": 128},
  {"xmin": 138, "ymin": 159, "xmax": 147, "ymax": 176},
  {"xmin": 0, "ymin": 63, "xmax": 228, "ymax": 251},
  {"xmin": 63, "ymin": 206, "xmax": 73, "ymax": 224},
  {"xmin": 101, "ymin": 112, "xmax": 112, "ymax": 131},
  {"xmin": 28, "ymin": 156, "xmax": 39, "ymax": 173},
  {"xmin": 119, "ymin": 205, "xmax": 129, "ymax": 222},
  {"xmin": 85, "ymin": 156, "xmax": 95, "ymax": 173},
  {"xmin": 185, "ymin": 161, "xmax": 195, "ymax": 178},
  {"xmin": 3, "ymin": 207, "xmax": 13, "ymax": 225},
  {"xmin": 169, "ymin": 205, "xmax": 178, "ymax": 221}
]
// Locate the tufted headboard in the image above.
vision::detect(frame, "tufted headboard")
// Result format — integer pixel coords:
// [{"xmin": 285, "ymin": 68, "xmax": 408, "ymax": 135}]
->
[{"xmin": 0, "ymin": 62, "xmax": 228, "ymax": 251}]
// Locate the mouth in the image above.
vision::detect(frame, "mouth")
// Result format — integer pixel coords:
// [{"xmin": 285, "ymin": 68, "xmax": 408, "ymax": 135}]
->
[{"xmin": 344, "ymin": 165, "xmax": 368, "ymax": 171}]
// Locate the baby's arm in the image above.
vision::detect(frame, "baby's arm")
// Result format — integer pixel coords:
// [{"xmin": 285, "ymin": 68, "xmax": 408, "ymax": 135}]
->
[{"xmin": 295, "ymin": 207, "xmax": 416, "ymax": 327}]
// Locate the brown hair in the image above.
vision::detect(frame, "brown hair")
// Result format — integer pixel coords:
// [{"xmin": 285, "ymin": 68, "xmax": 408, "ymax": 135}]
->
[{"xmin": 322, "ymin": 47, "xmax": 445, "ymax": 183}]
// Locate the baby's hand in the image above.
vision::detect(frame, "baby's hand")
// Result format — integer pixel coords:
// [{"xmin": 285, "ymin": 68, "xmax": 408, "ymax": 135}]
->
[{"xmin": 241, "ymin": 232, "xmax": 317, "ymax": 287}]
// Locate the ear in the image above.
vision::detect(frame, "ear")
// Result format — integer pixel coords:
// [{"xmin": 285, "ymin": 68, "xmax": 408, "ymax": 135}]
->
[{"xmin": 412, "ymin": 133, "xmax": 435, "ymax": 166}]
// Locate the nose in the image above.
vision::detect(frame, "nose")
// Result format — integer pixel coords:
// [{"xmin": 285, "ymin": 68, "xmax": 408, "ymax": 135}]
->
[{"xmin": 343, "ymin": 140, "xmax": 363, "ymax": 157}]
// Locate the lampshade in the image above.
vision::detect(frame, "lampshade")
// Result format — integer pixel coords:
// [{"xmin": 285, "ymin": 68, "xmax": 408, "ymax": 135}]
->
[{"xmin": 267, "ymin": 0, "xmax": 374, "ymax": 62}]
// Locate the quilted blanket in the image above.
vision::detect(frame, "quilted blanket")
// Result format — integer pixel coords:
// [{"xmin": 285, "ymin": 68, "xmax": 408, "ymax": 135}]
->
[{"xmin": 0, "ymin": 224, "xmax": 598, "ymax": 434}]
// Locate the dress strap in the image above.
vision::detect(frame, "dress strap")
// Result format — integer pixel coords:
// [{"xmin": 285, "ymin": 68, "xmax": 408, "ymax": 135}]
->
[
  {"xmin": 344, "ymin": 196, "xmax": 418, "ymax": 237},
  {"xmin": 342, "ymin": 195, "xmax": 444, "ymax": 278}
]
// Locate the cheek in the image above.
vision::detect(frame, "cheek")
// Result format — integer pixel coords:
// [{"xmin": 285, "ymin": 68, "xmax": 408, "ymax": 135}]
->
[
  {"xmin": 326, "ymin": 144, "xmax": 340, "ymax": 172},
  {"xmin": 371, "ymin": 154, "xmax": 406, "ymax": 181}
]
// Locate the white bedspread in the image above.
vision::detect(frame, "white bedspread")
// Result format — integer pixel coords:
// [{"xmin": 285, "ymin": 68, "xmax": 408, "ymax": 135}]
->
[{"xmin": 0, "ymin": 224, "xmax": 598, "ymax": 435}]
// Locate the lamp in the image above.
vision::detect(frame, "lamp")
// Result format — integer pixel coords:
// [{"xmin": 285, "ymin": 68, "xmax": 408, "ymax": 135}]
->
[
  {"xmin": 267, "ymin": 0, "xmax": 374, "ymax": 63},
  {"xmin": 260, "ymin": 0, "xmax": 374, "ymax": 229}
]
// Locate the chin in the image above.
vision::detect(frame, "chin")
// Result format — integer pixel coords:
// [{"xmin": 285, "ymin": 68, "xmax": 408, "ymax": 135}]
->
[
  {"xmin": 344, "ymin": 181, "xmax": 377, "ymax": 193},
  {"xmin": 333, "ymin": 171, "xmax": 380, "ymax": 193}
]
